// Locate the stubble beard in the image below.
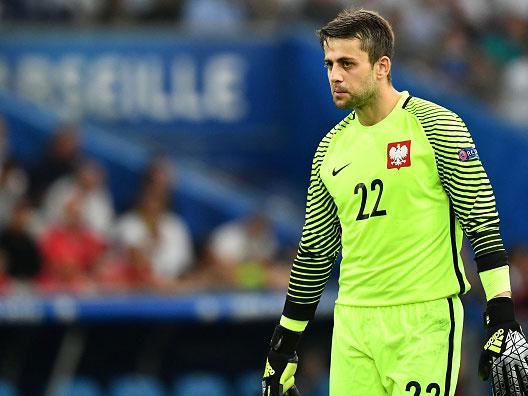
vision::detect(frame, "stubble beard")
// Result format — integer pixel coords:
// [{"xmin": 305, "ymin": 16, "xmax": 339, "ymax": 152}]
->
[{"xmin": 334, "ymin": 76, "xmax": 378, "ymax": 110}]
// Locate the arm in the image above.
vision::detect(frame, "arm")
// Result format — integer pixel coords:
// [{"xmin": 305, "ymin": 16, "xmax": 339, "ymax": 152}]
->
[
  {"xmin": 425, "ymin": 109, "xmax": 509, "ymax": 300},
  {"xmin": 282, "ymin": 132, "xmax": 342, "ymax": 328},
  {"xmin": 425, "ymin": 109, "xmax": 528, "ymax": 391},
  {"xmin": 263, "ymin": 132, "xmax": 342, "ymax": 396}
]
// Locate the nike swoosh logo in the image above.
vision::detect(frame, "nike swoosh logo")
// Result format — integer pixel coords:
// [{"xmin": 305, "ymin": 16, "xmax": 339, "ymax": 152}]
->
[{"xmin": 332, "ymin": 163, "xmax": 351, "ymax": 176}]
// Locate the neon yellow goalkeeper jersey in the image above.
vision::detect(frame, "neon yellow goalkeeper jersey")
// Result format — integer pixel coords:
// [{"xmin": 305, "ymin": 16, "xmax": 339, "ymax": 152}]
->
[{"xmin": 283, "ymin": 92, "xmax": 507, "ymax": 320}]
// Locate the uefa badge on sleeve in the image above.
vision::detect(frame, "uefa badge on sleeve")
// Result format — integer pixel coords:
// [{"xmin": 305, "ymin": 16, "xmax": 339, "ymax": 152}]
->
[
  {"xmin": 458, "ymin": 147, "xmax": 479, "ymax": 162},
  {"xmin": 387, "ymin": 140, "xmax": 411, "ymax": 170}
]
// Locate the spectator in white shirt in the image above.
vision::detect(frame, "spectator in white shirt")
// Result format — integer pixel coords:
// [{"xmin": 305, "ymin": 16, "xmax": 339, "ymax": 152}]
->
[
  {"xmin": 41, "ymin": 160, "xmax": 114, "ymax": 238},
  {"xmin": 114, "ymin": 167, "xmax": 194, "ymax": 281}
]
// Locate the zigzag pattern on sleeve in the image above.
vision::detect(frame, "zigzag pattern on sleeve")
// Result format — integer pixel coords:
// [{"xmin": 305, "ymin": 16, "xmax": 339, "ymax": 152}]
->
[
  {"xmin": 283, "ymin": 116, "xmax": 351, "ymax": 320},
  {"xmin": 404, "ymin": 98, "xmax": 506, "ymax": 263}
]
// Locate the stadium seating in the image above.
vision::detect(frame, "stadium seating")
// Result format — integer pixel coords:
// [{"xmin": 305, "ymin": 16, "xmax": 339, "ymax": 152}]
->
[
  {"xmin": 110, "ymin": 375, "xmax": 165, "ymax": 396},
  {"xmin": 52, "ymin": 377, "xmax": 102, "ymax": 396},
  {"xmin": 314, "ymin": 374, "xmax": 330, "ymax": 396},
  {"xmin": 173, "ymin": 373, "xmax": 231, "ymax": 396},
  {"xmin": 235, "ymin": 370, "xmax": 262, "ymax": 396},
  {"xmin": 0, "ymin": 381, "xmax": 17, "ymax": 396}
]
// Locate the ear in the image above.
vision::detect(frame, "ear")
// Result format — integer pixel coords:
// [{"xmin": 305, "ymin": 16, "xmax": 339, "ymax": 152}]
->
[{"xmin": 375, "ymin": 56, "xmax": 391, "ymax": 81}]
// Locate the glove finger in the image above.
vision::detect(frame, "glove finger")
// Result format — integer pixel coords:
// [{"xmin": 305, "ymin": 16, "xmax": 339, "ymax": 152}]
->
[
  {"xmin": 282, "ymin": 376, "xmax": 295, "ymax": 394},
  {"xmin": 502, "ymin": 331, "xmax": 524, "ymax": 396},
  {"xmin": 271, "ymin": 379, "xmax": 282, "ymax": 396},
  {"xmin": 514, "ymin": 365, "xmax": 528, "ymax": 396},
  {"xmin": 261, "ymin": 378, "xmax": 270, "ymax": 396},
  {"xmin": 516, "ymin": 337, "xmax": 528, "ymax": 394},
  {"xmin": 479, "ymin": 351, "xmax": 492, "ymax": 381},
  {"xmin": 507, "ymin": 363, "xmax": 521, "ymax": 396},
  {"xmin": 491, "ymin": 360, "xmax": 506, "ymax": 396},
  {"xmin": 285, "ymin": 385, "xmax": 300, "ymax": 396},
  {"xmin": 262, "ymin": 376, "xmax": 280, "ymax": 396},
  {"xmin": 518, "ymin": 362, "xmax": 528, "ymax": 395}
]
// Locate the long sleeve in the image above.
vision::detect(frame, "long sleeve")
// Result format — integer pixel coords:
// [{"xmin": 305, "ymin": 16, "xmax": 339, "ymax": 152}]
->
[
  {"xmin": 282, "ymin": 131, "xmax": 342, "ymax": 321},
  {"xmin": 409, "ymin": 98, "xmax": 507, "ymax": 271}
]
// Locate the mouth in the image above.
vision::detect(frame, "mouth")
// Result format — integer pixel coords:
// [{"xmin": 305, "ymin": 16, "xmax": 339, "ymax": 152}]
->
[{"xmin": 333, "ymin": 90, "xmax": 348, "ymax": 99}]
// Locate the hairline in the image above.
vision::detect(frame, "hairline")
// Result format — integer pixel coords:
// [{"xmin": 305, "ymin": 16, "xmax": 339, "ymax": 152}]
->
[{"xmin": 320, "ymin": 35, "xmax": 384, "ymax": 66}]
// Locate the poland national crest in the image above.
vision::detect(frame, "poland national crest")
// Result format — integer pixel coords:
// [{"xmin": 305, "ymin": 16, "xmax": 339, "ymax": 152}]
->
[{"xmin": 387, "ymin": 140, "xmax": 411, "ymax": 169}]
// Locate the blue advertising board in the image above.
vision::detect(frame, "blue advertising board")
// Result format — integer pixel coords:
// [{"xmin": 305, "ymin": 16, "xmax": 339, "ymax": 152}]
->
[{"xmin": 0, "ymin": 31, "xmax": 281, "ymax": 131}]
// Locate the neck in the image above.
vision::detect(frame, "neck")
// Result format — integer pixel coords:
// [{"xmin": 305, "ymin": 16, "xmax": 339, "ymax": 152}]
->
[{"xmin": 355, "ymin": 85, "xmax": 401, "ymax": 126}]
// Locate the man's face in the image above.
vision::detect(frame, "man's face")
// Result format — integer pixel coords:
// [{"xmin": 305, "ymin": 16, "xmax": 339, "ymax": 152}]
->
[{"xmin": 323, "ymin": 38, "xmax": 378, "ymax": 110}]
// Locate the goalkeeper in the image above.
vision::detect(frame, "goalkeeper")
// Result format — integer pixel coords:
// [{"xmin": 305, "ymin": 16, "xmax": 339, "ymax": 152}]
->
[{"xmin": 262, "ymin": 8, "xmax": 528, "ymax": 396}]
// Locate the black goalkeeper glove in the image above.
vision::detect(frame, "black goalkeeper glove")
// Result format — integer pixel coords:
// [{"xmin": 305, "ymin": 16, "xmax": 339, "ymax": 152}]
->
[
  {"xmin": 479, "ymin": 297, "xmax": 528, "ymax": 395},
  {"xmin": 262, "ymin": 325, "xmax": 302, "ymax": 396}
]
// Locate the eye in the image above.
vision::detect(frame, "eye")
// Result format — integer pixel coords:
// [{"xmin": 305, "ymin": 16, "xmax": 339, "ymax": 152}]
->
[
  {"xmin": 342, "ymin": 60, "xmax": 353, "ymax": 69},
  {"xmin": 323, "ymin": 61, "xmax": 331, "ymax": 69}
]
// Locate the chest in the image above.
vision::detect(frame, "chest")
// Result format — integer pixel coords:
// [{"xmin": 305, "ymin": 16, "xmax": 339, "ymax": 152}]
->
[{"xmin": 320, "ymin": 124, "xmax": 440, "ymax": 218}]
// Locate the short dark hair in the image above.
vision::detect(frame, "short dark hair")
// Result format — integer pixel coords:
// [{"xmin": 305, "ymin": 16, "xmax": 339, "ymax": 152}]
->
[{"xmin": 318, "ymin": 9, "xmax": 395, "ymax": 66}]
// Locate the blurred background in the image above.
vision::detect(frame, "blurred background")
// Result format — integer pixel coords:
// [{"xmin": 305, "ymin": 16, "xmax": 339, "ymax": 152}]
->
[{"xmin": 0, "ymin": 0, "xmax": 526, "ymax": 395}]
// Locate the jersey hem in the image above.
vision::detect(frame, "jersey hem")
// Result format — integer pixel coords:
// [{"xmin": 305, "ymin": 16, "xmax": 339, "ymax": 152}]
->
[{"xmin": 333, "ymin": 292, "xmax": 469, "ymax": 308}]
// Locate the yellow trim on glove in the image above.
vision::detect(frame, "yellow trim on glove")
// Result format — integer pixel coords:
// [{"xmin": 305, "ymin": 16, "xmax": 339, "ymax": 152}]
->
[
  {"xmin": 280, "ymin": 315, "xmax": 308, "ymax": 332},
  {"xmin": 479, "ymin": 265, "xmax": 511, "ymax": 301},
  {"xmin": 280, "ymin": 362, "xmax": 297, "ymax": 393}
]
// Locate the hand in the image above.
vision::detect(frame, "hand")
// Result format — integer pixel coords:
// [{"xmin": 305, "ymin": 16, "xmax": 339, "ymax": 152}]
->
[
  {"xmin": 262, "ymin": 325, "xmax": 302, "ymax": 396},
  {"xmin": 479, "ymin": 297, "xmax": 528, "ymax": 395}
]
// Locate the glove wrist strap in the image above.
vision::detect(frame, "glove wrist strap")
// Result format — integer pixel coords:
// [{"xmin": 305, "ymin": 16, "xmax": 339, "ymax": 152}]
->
[
  {"xmin": 485, "ymin": 297, "xmax": 515, "ymax": 327},
  {"xmin": 270, "ymin": 325, "xmax": 302, "ymax": 355}
]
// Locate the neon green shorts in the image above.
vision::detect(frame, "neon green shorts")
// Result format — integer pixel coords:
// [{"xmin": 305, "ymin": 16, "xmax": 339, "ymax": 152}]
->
[{"xmin": 330, "ymin": 296, "xmax": 464, "ymax": 396}]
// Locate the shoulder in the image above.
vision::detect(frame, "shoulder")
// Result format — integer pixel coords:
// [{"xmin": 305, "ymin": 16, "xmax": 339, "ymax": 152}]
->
[
  {"xmin": 404, "ymin": 97, "xmax": 476, "ymax": 155},
  {"xmin": 116, "ymin": 212, "xmax": 140, "ymax": 227},
  {"xmin": 316, "ymin": 112, "xmax": 355, "ymax": 154},
  {"xmin": 404, "ymin": 96, "xmax": 466, "ymax": 128},
  {"xmin": 113, "ymin": 212, "xmax": 166, "ymax": 247},
  {"xmin": 212, "ymin": 221, "xmax": 240, "ymax": 237},
  {"xmin": 162, "ymin": 212, "xmax": 190, "ymax": 232},
  {"xmin": 114, "ymin": 212, "xmax": 145, "ymax": 241},
  {"xmin": 211, "ymin": 222, "xmax": 243, "ymax": 244},
  {"xmin": 45, "ymin": 177, "xmax": 75, "ymax": 199}
]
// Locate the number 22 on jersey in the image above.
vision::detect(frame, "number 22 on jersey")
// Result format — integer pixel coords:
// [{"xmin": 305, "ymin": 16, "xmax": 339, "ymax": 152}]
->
[{"xmin": 354, "ymin": 178, "xmax": 387, "ymax": 221}]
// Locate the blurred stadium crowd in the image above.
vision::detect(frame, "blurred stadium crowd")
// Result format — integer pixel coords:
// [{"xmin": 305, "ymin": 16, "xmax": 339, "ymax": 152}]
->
[
  {"xmin": 0, "ymin": 2, "xmax": 526, "ymax": 395},
  {"xmin": 0, "ymin": 120, "xmax": 293, "ymax": 296},
  {"xmin": 0, "ymin": 0, "xmax": 526, "ymax": 302},
  {"xmin": 1, "ymin": 0, "xmax": 528, "ymax": 124}
]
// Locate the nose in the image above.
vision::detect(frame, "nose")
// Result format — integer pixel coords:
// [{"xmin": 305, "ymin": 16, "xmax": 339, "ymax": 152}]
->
[{"xmin": 329, "ymin": 65, "xmax": 343, "ymax": 84}]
